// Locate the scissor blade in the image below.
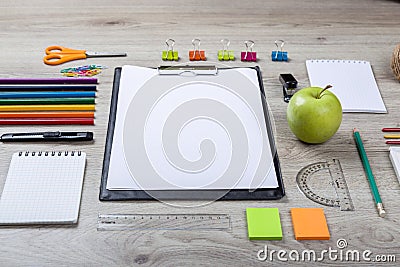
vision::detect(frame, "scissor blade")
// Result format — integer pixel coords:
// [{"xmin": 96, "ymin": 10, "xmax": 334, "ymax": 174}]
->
[{"xmin": 86, "ymin": 51, "xmax": 127, "ymax": 58}]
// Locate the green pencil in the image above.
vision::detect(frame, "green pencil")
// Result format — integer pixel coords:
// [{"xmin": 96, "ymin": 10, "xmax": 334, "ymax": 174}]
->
[
  {"xmin": 0, "ymin": 98, "xmax": 95, "ymax": 105},
  {"xmin": 353, "ymin": 128, "xmax": 386, "ymax": 217}
]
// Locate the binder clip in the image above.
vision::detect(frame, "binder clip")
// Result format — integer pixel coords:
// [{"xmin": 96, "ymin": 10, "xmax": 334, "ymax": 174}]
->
[
  {"xmin": 271, "ymin": 40, "xmax": 288, "ymax": 61},
  {"xmin": 189, "ymin": 38, "xmax": 206, "ymax": 61},
  {"xmin": 162, "ymin": 39, "xmax": 179, "ymax": 61},
  {"xmin": 218, "ymin": 39, "xmax": 234, "ymax": 61},
  {"xmin": 279, "ymin": 73, "xmax": 298, "ymax": 102},
  {"xmin": 241, "ymin": 40, "xmax": 257, "ymax": 62}
]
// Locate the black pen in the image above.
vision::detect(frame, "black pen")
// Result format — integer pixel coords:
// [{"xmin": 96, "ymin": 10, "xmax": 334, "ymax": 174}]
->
[{"xmin": 0, "ymin": 131, "xmax": 93, "ymax": 142}]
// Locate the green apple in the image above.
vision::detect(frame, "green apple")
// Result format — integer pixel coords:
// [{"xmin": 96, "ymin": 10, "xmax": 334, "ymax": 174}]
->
[{"xmin": 287, "ymin": 85, "xmax": 342, "ymax": 144}]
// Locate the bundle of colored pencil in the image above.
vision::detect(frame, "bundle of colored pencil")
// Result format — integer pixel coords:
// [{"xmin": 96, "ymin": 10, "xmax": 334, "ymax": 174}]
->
[
  {"xmin": 0, "ymin": 78, "xmax": 97, "ymax": 125},
  {"xmin": 383, "ymin": 127, "xmax": 400, "ymax": 145}
]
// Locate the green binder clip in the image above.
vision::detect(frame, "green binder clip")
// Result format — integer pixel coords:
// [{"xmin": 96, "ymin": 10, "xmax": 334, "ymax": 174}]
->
[
  {"xmin": 162, "ymin": 39, "xmax": 179, "ymax": 61},
  {"xmin": 218, "ymin": 39, "xmax": 234, "ymax": 61}
]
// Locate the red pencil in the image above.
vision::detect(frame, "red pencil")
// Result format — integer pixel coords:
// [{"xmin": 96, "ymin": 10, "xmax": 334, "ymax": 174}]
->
[
  {"xmin": 382, "ymin": 128, "xmax": 400, "ymax": 132},
  {"xmin": 386, "ymin": 140, "xmax": 400, "ymax": 145},
  {"xmin": 0, "ymin": 118, "xmax": 94, "ymax": 125}
]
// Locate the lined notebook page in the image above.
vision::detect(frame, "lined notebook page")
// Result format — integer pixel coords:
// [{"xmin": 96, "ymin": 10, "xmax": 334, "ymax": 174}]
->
[
  {"xmin": 306, "ymin": 60, "xmax": 387, "ymax": 113},
  {"xmin": 0, "ymin": 151, "xmax": 86, "ymax": 224}
]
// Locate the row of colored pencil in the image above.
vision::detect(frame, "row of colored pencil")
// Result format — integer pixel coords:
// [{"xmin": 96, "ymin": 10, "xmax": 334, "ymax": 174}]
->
[
  {"xmin": 382, "ymin": 128, "xmax": 400, "ymax": 145},
  {"xmin": 0, "ymin": 78, "xmax": 97, "ymax": 125}
]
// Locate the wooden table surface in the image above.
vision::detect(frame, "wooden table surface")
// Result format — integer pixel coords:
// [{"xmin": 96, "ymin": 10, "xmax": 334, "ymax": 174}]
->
[{"xmin": 1, "ymin": 0, "xmax": 400, "ymax": 266}]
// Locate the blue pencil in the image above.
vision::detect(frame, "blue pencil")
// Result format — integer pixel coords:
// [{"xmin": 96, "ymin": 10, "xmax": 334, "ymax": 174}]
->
[{"xmin": 0, "ymin": 91, "xmax": 96, "ymax": 98}]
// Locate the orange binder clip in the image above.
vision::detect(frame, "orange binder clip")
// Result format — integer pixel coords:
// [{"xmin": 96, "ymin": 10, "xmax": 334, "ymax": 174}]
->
[{"xmin": 189, "ymin": 39, "xmax": 206, "ymax": 61}]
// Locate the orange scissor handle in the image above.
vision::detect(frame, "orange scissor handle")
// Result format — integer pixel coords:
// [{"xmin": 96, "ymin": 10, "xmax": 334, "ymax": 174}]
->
[
  {"xmin": 45, "ymin": 45, "xmax": 86, "ymax": 55},
  {"xmin": 43, "ymin": 45, "xmax": 87, "ymax": 65}
]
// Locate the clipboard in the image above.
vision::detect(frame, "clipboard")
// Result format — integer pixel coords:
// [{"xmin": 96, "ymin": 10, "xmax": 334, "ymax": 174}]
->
[{"xmin": 100, "ymin": 65, "xmax": 285, "ymax": 201}]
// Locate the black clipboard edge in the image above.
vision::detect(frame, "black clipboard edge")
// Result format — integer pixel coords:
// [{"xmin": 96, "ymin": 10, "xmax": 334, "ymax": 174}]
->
[
  {"xmin": 99, "ymin": 67, "xmax": 121, "ymax": 200},
  {"xmin": 99, "ymin": 66, "xmax": 285, "ymax": 201}
]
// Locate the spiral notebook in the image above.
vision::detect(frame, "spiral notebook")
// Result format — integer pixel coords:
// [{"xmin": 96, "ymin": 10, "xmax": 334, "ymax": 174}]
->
[
  {"xmin": 306, "ymin": 60, "xmax": 387, "ymax": 113},
  {"xmin": 0, "ymin": 151, "xmax": 86, "ymax": 225}
]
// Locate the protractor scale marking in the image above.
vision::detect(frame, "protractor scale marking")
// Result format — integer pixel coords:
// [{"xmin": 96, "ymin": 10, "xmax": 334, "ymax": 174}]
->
[{"xmin": 296, "ymin": 159, "xmax": 354, "ymax": 211}]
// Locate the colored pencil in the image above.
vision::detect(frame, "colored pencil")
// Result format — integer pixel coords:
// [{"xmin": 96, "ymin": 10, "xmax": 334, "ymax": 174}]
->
[
  {"xmin": 353, "ymin": 128, "xmax": 386, "ymax": 217},
  {"xmin": 0, "ymin": 78, "xmax": 97, "ymax": 84},
  {"xmin": 0, "ymin": 91, "xmax": 96, "ymax": 98},
  {"xmin": 383, "ymin": 134, "xmax": 400, "ymax": 139},
  {"xmin": 0, "ymin": 104, "xmax": 95, "ymax": 111},
  {"xmin": 386, "ymin": 141, "xmax": 400, "ymax": 145},
  {"xmin": 0, "ymin": 98, "xmax": 95, "ymax": 105},
  {"xmin": 382, "ymin": 128, "xmax": 400, "ymax": 132},
  {"xmin": 0, "ymin": 118, "xmax": 94, "ymax": 125},
  {"xmin": 0, "ymin": 85, "xmax": 96, "ymax": 91},
  {"xmin": 0, "ymin": 111, "xmax": 94, "ymax": 118}
]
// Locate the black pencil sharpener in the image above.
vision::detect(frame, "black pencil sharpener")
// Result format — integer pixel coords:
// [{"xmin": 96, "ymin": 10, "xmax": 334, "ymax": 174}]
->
[{"xmin": 279, "ymin": 73, "xmax": 298, "ymax": 102}]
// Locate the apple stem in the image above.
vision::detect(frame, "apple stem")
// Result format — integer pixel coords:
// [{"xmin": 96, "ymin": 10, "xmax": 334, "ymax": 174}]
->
[{"xmin": 317, "ymin": 85, "xmax": 333, "ymax": 99}]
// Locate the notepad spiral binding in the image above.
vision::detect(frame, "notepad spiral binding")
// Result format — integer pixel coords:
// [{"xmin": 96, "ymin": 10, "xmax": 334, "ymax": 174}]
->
[
  {"xmin": 18, "ymin": 151, "xmax": 83, "ymax": 157},
  {"xmin": 308, "ymin": 59, "xmax": 368, "ymax": 64}
]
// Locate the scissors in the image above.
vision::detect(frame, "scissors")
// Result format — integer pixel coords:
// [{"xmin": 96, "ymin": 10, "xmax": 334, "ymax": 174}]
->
[{"xmin": 43, "ymin": 45, "xmax": 127, "ymax": 65}]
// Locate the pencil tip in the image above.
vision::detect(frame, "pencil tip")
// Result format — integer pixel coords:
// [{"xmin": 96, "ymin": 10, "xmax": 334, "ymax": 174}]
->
[{"xmin": 353, "ymin": 128, "xmax": 358, "ymax": 133}]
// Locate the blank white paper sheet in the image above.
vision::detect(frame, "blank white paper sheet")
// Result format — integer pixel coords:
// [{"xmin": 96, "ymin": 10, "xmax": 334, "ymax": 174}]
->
[
  {"xmin": 306, "ymin": 60, "xmax": 387, "ymax": 113},
  {"xmin": 0, "ymin": 151, "xmax": 86, "ymax": 225},
  {"xmin": 106, "ymin": 66, "xmax": 279, "ymax": 191}
]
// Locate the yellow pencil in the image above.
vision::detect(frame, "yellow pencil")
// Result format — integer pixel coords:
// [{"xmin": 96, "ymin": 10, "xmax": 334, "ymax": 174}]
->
[
  {"xmin": 384, "ymin": 134, "xmax": 400, "ymax": 139},
  {"xmin": 0, "ymin": 105, "xmax": 95, "ymax": 112}
]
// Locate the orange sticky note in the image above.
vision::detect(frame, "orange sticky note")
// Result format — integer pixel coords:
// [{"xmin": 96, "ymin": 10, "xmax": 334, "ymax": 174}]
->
[{"xmin": 290, "ymin": 208, "xmax": 330, "ymax": 240}]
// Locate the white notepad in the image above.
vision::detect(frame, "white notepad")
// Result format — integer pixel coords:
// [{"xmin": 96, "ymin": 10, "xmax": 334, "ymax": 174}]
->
[
  {"xmin": 389, "ymin": 147, "xmax": 400, "ymax": 184},
  {"xmin": 0, "ymin": 151, "xmax": 86, "ymax": 225},
  {"xmin": 306, "ymin": 60, "xmax": 387, "ymax": 113}
]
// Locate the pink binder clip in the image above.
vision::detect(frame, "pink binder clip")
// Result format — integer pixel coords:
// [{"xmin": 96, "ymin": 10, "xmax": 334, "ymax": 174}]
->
[{"xmin": 241, "ymin": 40, "xmax": 257, "ymax": 62}]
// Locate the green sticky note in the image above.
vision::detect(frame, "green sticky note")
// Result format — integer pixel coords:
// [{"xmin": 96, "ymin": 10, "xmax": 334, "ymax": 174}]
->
[{"xmin": 246, "ymin": 208, "xmax": 282, "ymax": 240}]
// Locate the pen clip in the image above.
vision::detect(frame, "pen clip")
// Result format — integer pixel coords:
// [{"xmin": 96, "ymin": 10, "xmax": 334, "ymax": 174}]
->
[{"xmin": 43, "ymin": 131, "xmax": 62, "ymax": 138}]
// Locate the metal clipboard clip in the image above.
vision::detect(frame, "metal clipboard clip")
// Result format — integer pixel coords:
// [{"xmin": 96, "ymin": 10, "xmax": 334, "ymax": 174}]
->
[{"xmin": 158, "ymin": 65, "xmax": 218, "ymax": 75}]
